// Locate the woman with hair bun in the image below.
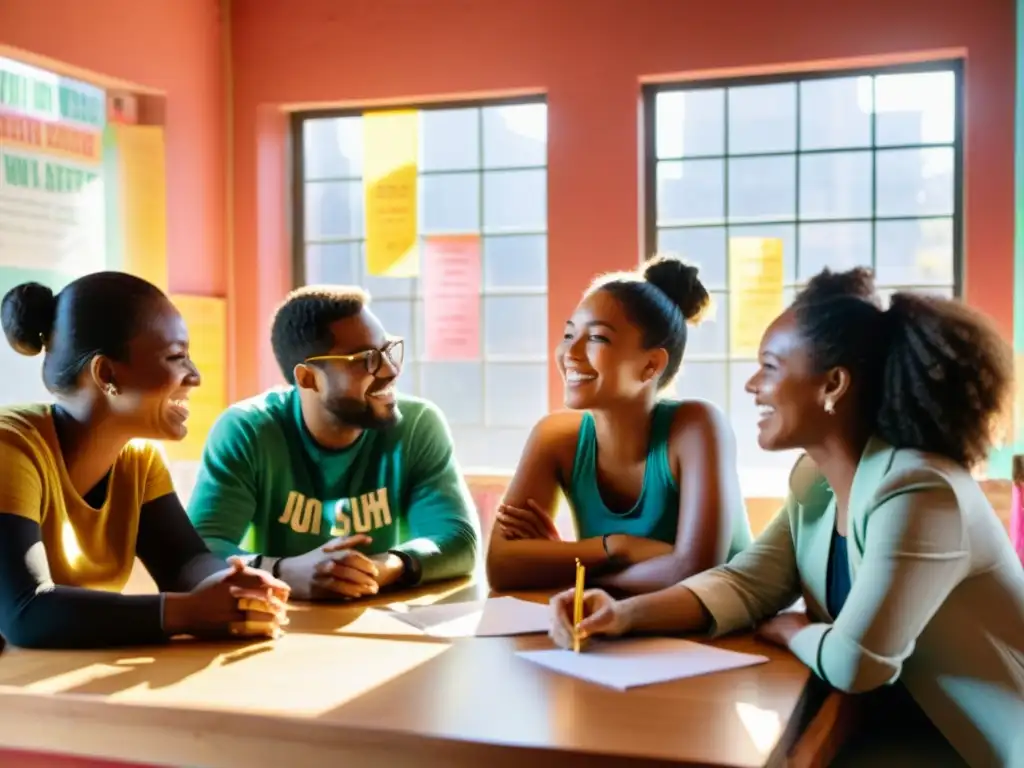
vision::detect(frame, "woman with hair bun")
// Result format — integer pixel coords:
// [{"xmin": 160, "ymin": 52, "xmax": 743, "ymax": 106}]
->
[
  {"xmin": 550, "ymin": 267, "xmax": 1024, "ymax": 767},
  {"xmin": 486, "ymin": 255, "xmax": 752, "ymax": 592},
  {"xmin": 0, "ymin": 272, "xmax": 289, "ymax": 649}
]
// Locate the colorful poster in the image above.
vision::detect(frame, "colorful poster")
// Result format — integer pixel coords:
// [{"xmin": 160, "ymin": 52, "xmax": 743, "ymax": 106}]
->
[
  {"xmin": 728, "ymin": 237, "xmax": 784, "ymax": 356},
  {"xmin": 363, "ymin": 110, "xmax": 419, "ymax": 277},
  {"xmin": 0, "ymin": 57, "xmax": 106, "ymax": 276},
  {"xmin": 424, "ymin": 235, "xmax": 481, "ymax": 361},
  {"xmin": 110, "ymin": 125, "xmax": 168, "ymax": 291},
  {"xmin": 163, "ymin": 295, "xmax": 227, "ymax": 462}
]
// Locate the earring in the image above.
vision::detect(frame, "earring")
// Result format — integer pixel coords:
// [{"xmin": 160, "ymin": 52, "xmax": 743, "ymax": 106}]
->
[
  {"xmin": 105, "ymin": 384, "xmax": 119, "ymax": 397},
  {"xmin": 824, "ymin": 398, "xmax": 835, "ymax": 415}
]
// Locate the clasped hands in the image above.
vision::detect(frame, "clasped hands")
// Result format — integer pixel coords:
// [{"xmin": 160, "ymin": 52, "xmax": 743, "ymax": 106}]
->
[{"xmin": 278, "ymin": 534, "xmax": 406, "ymax": 601}]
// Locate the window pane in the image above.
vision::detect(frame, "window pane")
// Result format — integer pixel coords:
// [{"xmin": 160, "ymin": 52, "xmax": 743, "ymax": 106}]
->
[
  {"xmin": 728, "ymin": 223, "xmax": 797, "ymax": 285},
  {"xmin": 370, "ymin": 299, "xmax": 414, "ymax": 348},
  {"xmin": 305, "ymin": 181, "xmax": 363, "ymax": 240},
  {"xmin": 484, "ymin": 295, "xmax": 548, "ymax": 357},
  {"xmin": 798, "ymin": 221, "xmax": 872, "ymax": 280},
  {"xmin": 676, "ymin": 361, "xmax": 728, "ymax": 410},
  {"xmin": 483, "ymin": 103, "xmax": 547, "ymax": 168},
  {"xmin": 655, "ymin": 89, "xmax": 725, "ymax": 158},
  {"xmin": 874, "ymin": 71, "xmax": 955, "ymax": 146},
  {"xmin": 658, "ymin": 226, "xmax": 726, "ymax": 289},
  {"xmin": 420, "ymin": 362, "xmax": 483, "ymax": 426},
  {"xmin": 483, "ymin": 169, "xmax": 546, "ymax": 233},
  {"xmin": 729, "ymin": 361, "xmax": 763, "ymax": 469},
  {"xmin": 421, "ymin": 173, "xmax": 479, "ymax": 233},
  {"xmin": 421, "ymin": 108, "xmax": 479, "ymax": 171},
  {"xmin": 657, "ymin": 159, "xmax": 724, "ymax": 225},
  {"xmin": 799, "ymin": 77, "xmax": 871, "ymax": 150},
  {"xmin": 485, "ymin": 363, "xmax": 548, "ymax": 427},
  {"xmin": 728, "ymin": 155, "xmax": 796, "ymax": 223},
  {"xmin": 484, "ymin": 235, "xmax": 547, "ymax": 290},
  {"xmin": 396, "ymin": 361, "xmax": 420, "ymax": 396},
  {"xmin": 684, "ymin": 292, "xmax": 728, "ymax": 357},
  {"xmin": 303, "ymin": 117, "xmax": 362, "ymax": 179},
  {"xmin": 304, "ymin": 242, "xmax": 360, "ymax": 285},
  {"xmin": 363, "ymin": 271, "xmax": 415, "ymax": 300},
  {"xmin": 728, "ymin": 83, "xmax": 797, "ymax": 154},
  {"xmin": 452, "ymin": 426, "xmax": 530, "ymax": 472},
  {"xmin": 799, "ymin": 151, "xmax": 872, "ymax": 220},
  {"xmin": 876, "ymin": 147, "xmax": 954, "ymax": 218},
  {"xmin": 874, "ymin": 218, "xmax": 955, "ymax": 287}
]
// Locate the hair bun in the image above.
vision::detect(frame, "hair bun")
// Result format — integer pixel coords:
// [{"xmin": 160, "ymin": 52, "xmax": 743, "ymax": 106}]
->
[
  {"xmin": 642, "ymin": 255, "xmax": 710, "ymax": 322},
  {"xmin": 803, "ymin": 267, "xmax": 879, "ymax": 304},
  {"xmin": 1, "ymin": 282, "xmax": 57, "ymax": 356}
]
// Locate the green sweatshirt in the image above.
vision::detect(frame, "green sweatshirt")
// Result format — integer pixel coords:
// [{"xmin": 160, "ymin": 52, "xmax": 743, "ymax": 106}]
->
[{"xmin": 186, "ymin": 387, "xmax": 479, "ymax": 584}]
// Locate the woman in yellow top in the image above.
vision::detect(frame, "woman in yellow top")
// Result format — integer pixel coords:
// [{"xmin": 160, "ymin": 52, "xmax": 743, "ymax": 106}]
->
[
  {"xmin": 550, "ymin": 268, "xmax": 1024, "ymax": 767},
  {"xmin": 0, "ymin": 272, "xmax": 289, "ymax": 649}
]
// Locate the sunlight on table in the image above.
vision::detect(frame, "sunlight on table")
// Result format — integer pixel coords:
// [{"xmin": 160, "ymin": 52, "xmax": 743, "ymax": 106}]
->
[
  {"xmin": 735, "ymin": 701, "xmax": 783, "ymax": 755},
  {"xmin": 22, "ymin": 633, "xmax": 450, "ymax": 717}
]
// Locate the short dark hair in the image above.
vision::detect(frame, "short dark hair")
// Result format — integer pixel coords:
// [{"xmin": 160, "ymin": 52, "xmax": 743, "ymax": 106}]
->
[
  {"xmin": 1, "ymin": 272, "xmax": 167, "ymax": 394},
  {"xmin": 270, "ymin": 285, "xmax": 369, "ymax": 384},
  {"xmin": 587, "ymin": 254, "xmax": 711, "ymax": 388},
  {"xmin": 792, "ymin": 267, "xmax": 1012, "ymax": 467}
]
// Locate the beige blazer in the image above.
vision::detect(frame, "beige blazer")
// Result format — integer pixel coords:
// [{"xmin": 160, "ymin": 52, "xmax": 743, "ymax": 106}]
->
[{"xmin": 682, "ymin": 437, "xmax": 1024, "ymax": 767}]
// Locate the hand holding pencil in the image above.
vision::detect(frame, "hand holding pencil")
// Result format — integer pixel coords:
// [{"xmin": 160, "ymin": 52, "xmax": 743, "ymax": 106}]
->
[{"xmin": 549, "ymin": 583, "xmax": 632, "ymax": 651}]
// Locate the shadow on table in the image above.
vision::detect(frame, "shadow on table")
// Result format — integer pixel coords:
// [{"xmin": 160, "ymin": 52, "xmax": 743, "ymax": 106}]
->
[{"xmin": 0, "ymin": 638, "xmax": 273, "ymax": 697}]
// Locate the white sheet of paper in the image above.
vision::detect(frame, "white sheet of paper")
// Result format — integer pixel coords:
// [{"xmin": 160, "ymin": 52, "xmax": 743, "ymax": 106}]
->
[
  {"xmin": 517, "ymin": 637, "xmax": 769, "ymax": 690},
  {"xmin": 384, "ymin": 597, "xmax": 550, "ymax": 638}
]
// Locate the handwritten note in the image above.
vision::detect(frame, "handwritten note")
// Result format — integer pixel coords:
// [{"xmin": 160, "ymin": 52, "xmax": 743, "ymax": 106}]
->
[
  {"xmin": 517, "ymin": 637, "xmax": 768, "ymax": 691},
  {"xmin": 383, "ymin": 597, "xmax": 550, "ymax": 638}
]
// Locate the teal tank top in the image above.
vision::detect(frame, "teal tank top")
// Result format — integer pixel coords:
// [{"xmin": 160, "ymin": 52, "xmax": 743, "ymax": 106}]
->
[{"xmin": 567, "ymin": 400, "xmax": 752, "ymax": 559}]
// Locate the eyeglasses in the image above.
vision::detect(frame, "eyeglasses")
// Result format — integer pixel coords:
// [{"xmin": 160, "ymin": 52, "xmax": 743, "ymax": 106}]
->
[{"xmin": 305, "ymin": 338, "xmax": 405, "ymax": 377}]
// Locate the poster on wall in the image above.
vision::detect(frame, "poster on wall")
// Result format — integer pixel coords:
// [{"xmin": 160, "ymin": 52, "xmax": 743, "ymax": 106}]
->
[
  {"xmin": 728, "ymin": 237, "xmax": 784, "ymax": 357},
  {"xmin": 163, "ymin": 295, "xmax": 227, "ymax": 463},
  {"xmin": 423, "ymin": 235, "xmax": 481, "ymax": 361},
  {"xmin": 0, "ymin": 56, "xmax": 107, "ymax": 277},
  {"xmin": 363, "ymin": 110, "xmax": 420, "ymax": 277}
]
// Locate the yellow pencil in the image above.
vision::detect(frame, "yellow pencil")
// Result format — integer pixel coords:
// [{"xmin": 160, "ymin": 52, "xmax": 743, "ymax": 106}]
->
[{"xmin": 573, "ymin": 558, "xmax": 586, "ymax": 653}]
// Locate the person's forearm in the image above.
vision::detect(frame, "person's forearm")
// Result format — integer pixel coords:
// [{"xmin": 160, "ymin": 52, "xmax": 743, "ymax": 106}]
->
[
  {"xmin": 486, "ymin": 537, "xmax": 611, "ymax": 591},
  {"xmin": 393, "ymin": 534, "xmax": 476, "ymax": 584},
  {"xmin": 595, "ymin": 554, "xmax": 700, "ymax": 595},
  {"xmin": 171, "ymin": 553, "xmax": 231, "ymax": 592},
  {"xmin": 201, "ymin": 535, "xmax": 249, "ymax": 560},
  {"xmin": 620, "ymin": 584, "xmax": 713, "ymax": 636},
  {"xmin": 2, "ymin": 588, "xmax": 167, "ymax": 649}
]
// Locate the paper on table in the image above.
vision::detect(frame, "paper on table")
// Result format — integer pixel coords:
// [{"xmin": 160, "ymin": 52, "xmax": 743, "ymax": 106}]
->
[
  {"xmin": 517, "ymin": 637, "xmax": 768, "ymax": 691},
  {"xmin": 384, "ymin": 597, "xmax": 550, "ymax": 638}
]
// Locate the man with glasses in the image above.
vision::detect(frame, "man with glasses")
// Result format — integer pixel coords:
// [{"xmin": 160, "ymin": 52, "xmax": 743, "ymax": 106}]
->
[{"xmin": 186, "ymin": 285, "xmax": 479, "ymax": 600}]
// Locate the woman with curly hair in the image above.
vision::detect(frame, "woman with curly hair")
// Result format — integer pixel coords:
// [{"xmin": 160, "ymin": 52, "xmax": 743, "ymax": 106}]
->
[{"xmin": 550, "ymin": 268, "xmax": 1024, "ymax": 767}]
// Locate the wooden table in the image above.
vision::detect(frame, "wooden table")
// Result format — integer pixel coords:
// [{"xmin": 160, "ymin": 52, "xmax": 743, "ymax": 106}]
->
[{"xmin": 0, "ymin": 578, "xmax": 821, "ymax": 768}]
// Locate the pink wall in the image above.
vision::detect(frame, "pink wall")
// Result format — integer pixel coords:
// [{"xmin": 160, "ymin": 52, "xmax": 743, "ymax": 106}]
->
[
  {"xmin": 229, "ymin": 0, "xmax": 1016, "ymax": 407},
  {"xmin": 3, "ymin": 0, "xmax": 227, "ymax": 298}
]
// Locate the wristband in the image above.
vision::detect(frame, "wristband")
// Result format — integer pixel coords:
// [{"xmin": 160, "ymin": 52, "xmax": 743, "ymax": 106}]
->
[
  {"xmin": 271, "ymin": 558, "xmax": 284, "ymax": 578},
  {"xmin": 389, "ymin": 549, "xmax": 422, "ymax": 587}
]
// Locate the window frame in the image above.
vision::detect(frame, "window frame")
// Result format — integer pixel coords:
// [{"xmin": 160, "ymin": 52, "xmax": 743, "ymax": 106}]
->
[
  {"xmin": 290, "ymin": 96, "xmax": 550, "ymax": 468},
  {"xmin": 641, "ymin": 59, "xmax": 965, "ymax": 411}
]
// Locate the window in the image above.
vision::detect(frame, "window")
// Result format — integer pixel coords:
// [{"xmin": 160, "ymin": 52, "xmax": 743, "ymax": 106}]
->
[
  {"xmin": 645, "ymin": 64, "xmax": 962, "ymax": 497},
  {"xmin": 294, "ymin": 100, "xmax": 549, "ymax": 471}
]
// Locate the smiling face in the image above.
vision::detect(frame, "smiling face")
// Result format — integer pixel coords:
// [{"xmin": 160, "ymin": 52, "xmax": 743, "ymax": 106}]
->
[
  {"xmin": 745, "ymin": 309, "xmax": 837, "ymax": 452},
  {"xmin": 296, "ymin": 307, "xmax": 403, "ymax": 430},
  {"xmin": 101, "ymin": 298, "xmax": 201, "ymax": 441},
  {"xmin": 555, "ymin": 289, "xmax": 665, "ymax": 410}
]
